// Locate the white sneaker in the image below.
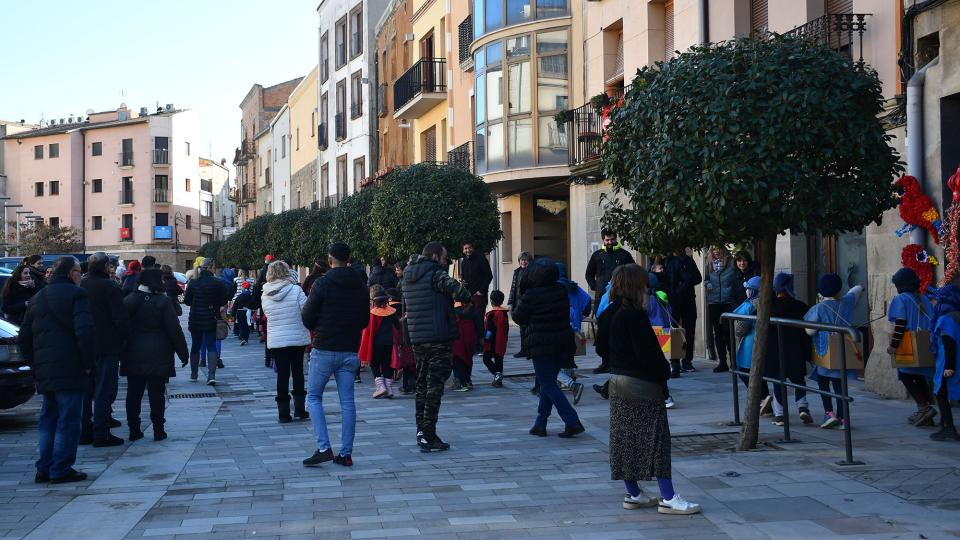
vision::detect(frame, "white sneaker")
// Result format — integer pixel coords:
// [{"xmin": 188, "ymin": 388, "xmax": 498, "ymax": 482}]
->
[
  {"xmin": 658, "ymin": 494, "xmax": 701, "ymax": 515},
  {"xmin": 623, "ymin": 492, "xmax": 657, "ymax": 509},
  {"xmin": 665, "ymin": 396, "xmax": 676, "ymax": 409},
  {"xmin": 759, "ymin": 395, "xmax": 773, "ymax": 416}
]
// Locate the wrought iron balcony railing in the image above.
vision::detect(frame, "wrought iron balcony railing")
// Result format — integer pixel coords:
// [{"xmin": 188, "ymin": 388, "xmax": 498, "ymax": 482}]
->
[
  {"xmin": 785, "ymin": 13, "xmax": 869, "ymax": 62},
  {"xmin": 458, "ymin": 15, "xmax": 473, "ymax": 66},
  {"xmin": 394, "ymin": 58, "xmax": 447, "ymax": 111},
  {"xmin": 448, "ymin": 141, "xmax": 473, "ymax": 173},
  {"xmin": 318, "ymin": 123, "xmax": 328, "ymax": 150},
  {"xmin": 118, "ymin": 152, "xmax": 134, "ymax": 167},
  {"xmin": 119, "ymin": 189, "xmax": 135, "ymax": 205},
  {"xmin": 153, "ymin": 189, "xmax": 171, "ymax": 204},
  {"xmin": 335, "ymin": 113, "xmax": 346, "ymax": 141},
  {"xmin": 566, "ymin": 103, "xmax": 602, "ymax": 168},
  {"xmin": 242, "ymin": 183, "xmax": 257, "ymax": 202},
  {"xmin": 152, "ymin": 148, "xmax": 170, "ymax": 165}
]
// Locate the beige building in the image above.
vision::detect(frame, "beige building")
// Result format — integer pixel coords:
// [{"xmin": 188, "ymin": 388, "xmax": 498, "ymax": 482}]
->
[{"xmin": 288, "ymin": 66, "xmax": 320, "ymax": 208}]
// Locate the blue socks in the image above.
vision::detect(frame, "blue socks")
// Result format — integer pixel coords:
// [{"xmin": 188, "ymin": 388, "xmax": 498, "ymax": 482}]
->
[
  {"xmin": 657, "ymin": 477, "xmax": 675, "ymax": 500},
  {"xmin": 624, "ymin": 480, "xmax": 641, "ymax": 497}
]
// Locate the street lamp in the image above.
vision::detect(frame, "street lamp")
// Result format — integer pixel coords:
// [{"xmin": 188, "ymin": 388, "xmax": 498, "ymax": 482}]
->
[
  {"xmin": 2, "ymin": 201, "xmax": 23, "ymax": 257},
  {"xmin": 15, "ymin": 210, "xmax": 33, "ymax": 257}
]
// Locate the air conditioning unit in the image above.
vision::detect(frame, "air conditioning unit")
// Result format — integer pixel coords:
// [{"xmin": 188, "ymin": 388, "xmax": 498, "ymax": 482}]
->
[
  {"xmin": 165, "ymin": 103, "xmax": 174, "ymax": 112},
  {"xmin": 404, "ymin": 33, "xmax": 415, "ymax": 42}
]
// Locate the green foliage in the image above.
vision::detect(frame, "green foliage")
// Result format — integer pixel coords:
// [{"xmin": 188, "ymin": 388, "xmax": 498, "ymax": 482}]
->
[
  {"xmin": 371, "ymin": 163, "xmax": 501, "ymax": 262},
  {"xmin": 330, "ymin": 188, "xmax": 378, "ymax": 265},
  {"xmin": 600, "ymin": 34, "xmax": 903, "ymax": 254},
  {"xmin": 291, "ymin": 208, "xmax": 335, "ymax": 266},
  {"xmin": 265, "ymin": 208, "xmax": 310, "ymax": 262},
  {"xmin": 219, "ymin": 213, "xmax": 274, "ymax": 268},
  {"xmin": 198, "ymin": 240, "xmax": 223, "ymax": 260},
  {"xmin": 16, "ymin": 224, "xmax": 83, "ymax": 255}
]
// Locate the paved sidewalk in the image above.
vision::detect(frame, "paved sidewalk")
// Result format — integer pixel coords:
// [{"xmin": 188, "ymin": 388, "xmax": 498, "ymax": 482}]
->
[{"xmin": 0, "ymin": 317, "xmax": 958, "ymax": 539}]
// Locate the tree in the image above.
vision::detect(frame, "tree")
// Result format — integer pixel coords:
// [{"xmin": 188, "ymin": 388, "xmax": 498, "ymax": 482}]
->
[
  {"xmin": 371, "ymin": 163, "xmax": 501, "ymax": 261},
  {"xmin": 198, "ymin": 240, "xmax": 223, "ymax": 260},
  {"xmin": 17, "ymin": 224, "xmax": 83, "ymax": 255},
  {"xmin": 600, "ymin": 35, "xmax": 902, "ymax": 450},
  {"xmin": 265, "ymin": 208, "xmax": 310, "ymax": 263},
  {"xmin": 291, "ymin": 208, "xmax": 334, "ymax": 267},
  {"xmin": 330, "ymin": 187, "xmax": 378, "ymax": 265},
  {"xmin": 219, "ymin": 213, "xmax": 274, "ymax": 268}
]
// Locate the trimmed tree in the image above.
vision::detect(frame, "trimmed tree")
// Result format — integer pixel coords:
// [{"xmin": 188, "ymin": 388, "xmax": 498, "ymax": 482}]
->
[
  {"xmin": 198, "ymin": 240, "xmax": 223, "ymax": 260},
  {"xmin": 219, "ymin": 213, "xmax": 274, "ymax": 268},
  {"xmin": 600, "ymin": 35, "xmax": 902, "ymax": 450},
  {"xmin": 330, "ymin": 187, "xmax": 378, "ymax": 265},
  {"xmin": 266, "ymin": 208, "xmax": 311, "ymax": 263},
  {"xmin": 291, "ymin": 208, "xmax": 335, "ymax": 267},
  {"xmin": 371, "ymin": 163, "xmax": 501, "ymax": 262}
]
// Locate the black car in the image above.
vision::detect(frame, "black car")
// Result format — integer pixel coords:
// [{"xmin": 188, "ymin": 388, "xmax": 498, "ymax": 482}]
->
[
  {"xmin": 0, "ymin": 253, "xmax": 96, "ymax": 273},
  {"xmin": 0, "ymin": 317, "xmax": 33, "ymax": 409}
]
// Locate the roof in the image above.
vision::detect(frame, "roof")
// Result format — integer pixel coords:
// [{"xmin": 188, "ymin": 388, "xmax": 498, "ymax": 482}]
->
[{"xmin": 2, "ymin": 110, "xmax": 185, "ymax": 140}]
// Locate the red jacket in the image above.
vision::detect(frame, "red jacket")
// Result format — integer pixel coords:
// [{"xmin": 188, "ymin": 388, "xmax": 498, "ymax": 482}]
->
[
  {"xmin": 483, "ymin": 308, "xmax": 510, "ymax": 358},
  {"xmin": 452, "ymin": 311, "xmax": 478, "ymax": 366},
  {"xmin": 358, "ymin": 307, "xmax": 400, "ymax": 366}
]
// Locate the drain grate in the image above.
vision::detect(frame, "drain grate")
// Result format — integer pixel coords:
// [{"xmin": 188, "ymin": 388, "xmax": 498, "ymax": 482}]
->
[
  {"xmin": 169, "ymin": 393, "xmax": 217, "ymax": 399},
  {"xmin": 671, "ymin": 432, "xmax": 783, "ymax": 456}
]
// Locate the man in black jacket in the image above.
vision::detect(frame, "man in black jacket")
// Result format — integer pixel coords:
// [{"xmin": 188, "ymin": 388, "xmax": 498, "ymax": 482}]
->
[
  {"xmin": 404, "ymin": 242, "xmax": 471, "ymax": 452},
  {"xmin": 665, "ymin": 249, "xmax": 702, "ymax": 373},
  {"xmin": 585, "ymin": 229, "xmax": 635, "ymax": 373},
  {"xmin": 459, "ymin": 241, "xmax": 493, "ymax": 348},
  {"xmin": 300, "ymin": 243, "xmax": 370, "ymax": 467},
  {"xmin": 79, "ymin": 252, "xmax": 130, "ymax": 447},
  {"xmin": 19, "ymin": 256, "xmax": 96, "ymax": 484}
]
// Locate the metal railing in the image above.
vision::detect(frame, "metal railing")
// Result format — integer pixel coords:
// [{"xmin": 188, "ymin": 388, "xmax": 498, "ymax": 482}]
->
[
  {"xmin": 351, "ymin": 101, "xmax": 363, "ymax": 119},
  {"xmin": 240, "ymin": 138, "xmax": 256, "ymax": 158},
  {"xmin": 323, "ymin": 194, "xmax": 341, "ymax": 208},
  {"xmin": 785, "ymin": 13, "xmax": 869, "ymax": 62},
  {"xmin": 153, "ymin": 188, "xmax": 171, "ymax": 203},
  {"xmin": 119, "ymin": 189, "xmax": 134, "ymax": 205},
  {"xmin": 119, "ymin": 152, "xmax": 134, "ymax": 167},
  {"xmin": 448, "ymin": 141, "xmax": 473, "ymax": 173},
  {"xmin": 336, "ymin": 42, "xmax": 346, "ymax": 66},
  {"xmin": 228, "ymin": 188, "xmax": 238, "ymax": 202},
  {"xmin": 242, "ymin": 183, "xmax": 257, "ymax": 201},
  {"xmin": 721, "ymin": 312, "xmax": 863, "ymax": 466},
  {"xmin": 310, "ymin": 200, "xmax": 320, "ymax": 210},
  {"xmin": 153, "ymin": 148, "xmax": 170, "ymax": 165},
  {"xmin": 567, "ymin": 103, "xmax": 601, "ymax": 167},
  {"xmin": 377, "ymin": 84, "xmax": 389, "ymax": 117},
  {"xmin": 335, "ymin": 113, "xmax": 346, "ymax": 141},
  {"xmin": 393, "ymin": 58, "xmax": 447, "ymax": 111},
  {"xmin": 318, "ymin": 123, "xmax": 328, "ymax": 150},
  {"xmin": 458, "ymin": 15, "xmax": 473, "ymax": 65}
]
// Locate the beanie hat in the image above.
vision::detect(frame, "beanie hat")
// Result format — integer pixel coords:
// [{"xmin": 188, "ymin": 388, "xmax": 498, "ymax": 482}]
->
[
  {"xmin": 773, "ymin": 273, "xmax": 795, "ymax": 297},
  {"xmin": 892, "ymin": 267, "xmax": 921, "ymax": 294},
  {"xmin": 818, "ymin": 273, "xmax": 843, "ymax": 298},
  {"xmin": 744, "ymin": 276, "xmax": 762, "ymax": 291},
  {"xmin": 265, "ymin": 254, "xmax": 275, "ymax": 262}
]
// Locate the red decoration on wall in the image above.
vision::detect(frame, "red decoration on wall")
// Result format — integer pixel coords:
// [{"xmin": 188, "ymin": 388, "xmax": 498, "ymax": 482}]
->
[
  {"xmin": 901, "ymin": 244, "xmax": 937, "ymax": 294},
  {"xmin": 941, "ymin": 167, "xmax": 960, "ymax": 285},
  {"xmin": 894, "ymin": 175, "xmax": 943, "ymax": 244}
]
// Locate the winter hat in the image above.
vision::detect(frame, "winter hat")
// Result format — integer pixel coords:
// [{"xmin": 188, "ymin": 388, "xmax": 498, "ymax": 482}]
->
[
  {"xmin": 818, "ymin": 273, "xmax": 843, "ymax": 298},
  {"xmin": 744, "ymin": 276, "xmax": 762, "ymax": 291},
  {"xmin": 265, "ymin": 254, "xmax": 275, "ymax": 262},
  {"xmin": 892, "ymin": 268, "xmax": 921, "ymax": 294},
  {"xmin": 773, "ymin": 273, "xmax": 795, "ymax": 297}
]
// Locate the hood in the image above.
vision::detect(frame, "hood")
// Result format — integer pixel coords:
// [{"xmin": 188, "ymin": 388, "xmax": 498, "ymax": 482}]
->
[
  {"xmin": 221, "ymin": 268, "xmax": 237, "ymax": 281},
  {"xmin": 405, "ymin": 255, "xmax": 440, "ymax": 284},
  {"xmin": 325, "ymin": 266, "xmax": 367, "ymax": 289},
  {"xmin": 530, "ymin": 258, "xmax": 559, "ymax": 287},
  {"xmin": 555, "ymin": 261, "xmax": 580, "ymax": 294},
  {"xmin": 263, "ymin": 279, "xmax": 296, "ymax": 301}
]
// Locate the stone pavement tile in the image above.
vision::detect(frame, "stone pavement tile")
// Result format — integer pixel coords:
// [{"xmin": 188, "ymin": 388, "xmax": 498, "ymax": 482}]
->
[
  {"xmin": 710, "ymin": 522, "xmax": 769, "ymax": 540},
  {"xmin": 349, "ymin": 528, "xmax": 421, "ymax": 539},
  {"xmin": 721, "ymin": 496, "xmax": 845, "ymax": 523},
  {"xmin": 769, "ymin": 481, "xmax": 844, "ymax": 497},
  {"xmin": 818, "ymin": 517, "xmax": 910, "ymax": 535},
  {"xmin": 823, "ymin": 480, "xmax": 882, "ymax": 494},
  {"xmin": 751, "ymin": 520, "xmax": 836, "ymax": 539},
  {"xmin": 142, "ymin": 524, "xmax": 214, "ymax": 537},
  {"xmin": 705, "ymin": 486, "xmax": 784, "ymax": 501},
  {"xmin": 22, "ymin": 490, "xmax": 164, "ymax": 540}
]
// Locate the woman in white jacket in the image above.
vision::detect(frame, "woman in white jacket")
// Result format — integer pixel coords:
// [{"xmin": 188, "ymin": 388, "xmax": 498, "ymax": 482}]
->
[{"xmin": 261, "ymin": 261, "xmax": 311, "ymax": 423}]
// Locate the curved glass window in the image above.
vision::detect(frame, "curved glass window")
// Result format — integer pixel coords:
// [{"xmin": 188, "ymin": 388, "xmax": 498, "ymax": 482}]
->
[
  {"xmin": 485, "ymin": 0, "xmax": 503, "ymax": 33},
  {"xmin": 506, "ymin": 0, "xmax": 532, "ymax": 26},
  {"xmin": 474, "ymin": 0, "xmax": 568, "ymax": 38}
]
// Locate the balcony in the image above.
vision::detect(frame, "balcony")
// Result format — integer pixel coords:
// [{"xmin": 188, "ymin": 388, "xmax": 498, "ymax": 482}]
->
[
  {"xmin": 318, "ymin": 123, "xmax": 329, "ymax": 150},
  {"xmin": 335, "ymin": 113, "xmax": 346, "ymax": 141},
  {"xmin": 785, "ymin": 13, "xmax": 869, "ymax": 62},
  {"xmin": 393, "ymin": 58, "xmax": 447, "ymax": 119},
  {"xmin": 228, "ymin": 187, "xmax": 238, "ymax": 202},
  {"xmin": 152, "ymin": 148, "xmax": 170, "ymax": 165},
  {"xmin": 565, "ymin": 103, "xmax": 603, "ymax": 183},
  {"xmin": 242, "ymin": 183, "xmax": 257, "ymax": 205},
  {"xmin": 323, "ymin": 194, "xmax": 341, "ymax": 208},
  {"xmin": 118, "ymin": 152, "xmax": 134, "ymax": 168},
  {"xmin": 241, "ymin": 138, "xmax": 256, "ymax": 157},
  {"xmin": 377, "ymin": 84, "xmax": 389, "ymax": 117},
  {"xmin": 310, "ymin": 199, "xmax": 320, "ymax": 210},
  {"xmin": 119, "ymin": 227, "xmax": 133, "ymax": 242},
  {"xmin": 200, "ymin": 178, "xmax": 213, "ymax": 193},
  {"xmin": 351, "ymin": 101, "xmax": 363, "ymax": 119},
  {"xmin": 153, "ymin": 188, "xmax": 171, "ymax": 204},
  {"xmin": 448, "ymin": 141, "xmax": 473, "ymax": 173},
  {"xmin": 458, "ymin": 16, "xmax": 474, "ymax": 69},
  {"xmin": 119, "ymin": 189, "xmax": 135, "ymax": 205}
]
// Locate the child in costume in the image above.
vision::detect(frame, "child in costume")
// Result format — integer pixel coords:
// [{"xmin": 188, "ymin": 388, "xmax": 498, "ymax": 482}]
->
[
  {"xmin": 483, "ymin": 290, "xmax": 510, "ymax": 387},
  {"xmin": 733, "ymin": 276, "xmax": 771, "ymax": 413},
  {"xmin": 386, "ymin": 288, "xmax": 416, "ymax": 394},
  {"xmin": 886, "ymin": 268, "xmax": 938, "ymax": 427},
  {"xmin": 231, "ymin": 281, "xmax": 256, "ymax": 345},
  {"xmin": 358, "ymin": 293, "xmax": 401, "ymax": 399},
  {"xmin": 451, "ymin": 301, "xmax": 478, "ymax": 391},
  {"xmin": 930, "ymin": 282, "xmax": 960, "ymax": 441}
]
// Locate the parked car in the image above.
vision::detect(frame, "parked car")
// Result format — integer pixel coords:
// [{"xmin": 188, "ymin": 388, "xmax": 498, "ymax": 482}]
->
[
  {"xmin": 0, "ymin": 318, "xmax": 33, "ymax": 409},
  {"xmin": 0, "ymin": 253, "xmax": 94, "ymax": 273}
]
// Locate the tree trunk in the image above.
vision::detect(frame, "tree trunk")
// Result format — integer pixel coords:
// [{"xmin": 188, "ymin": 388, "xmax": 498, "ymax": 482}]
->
[{"xmin": 737, "ymin": 233, "xmax": 777, "ymax": 451}]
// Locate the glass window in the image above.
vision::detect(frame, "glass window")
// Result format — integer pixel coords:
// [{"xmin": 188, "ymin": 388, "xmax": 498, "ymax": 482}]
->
[
  {"xmin": 508, "ymin": 61, "xmax": 531, "ymax": 115},
  {"xmin": 536, "ymin": 0, "xmax": 567, "ymax": 19},
  {"xmin": 487, "ymin": 122, "xmax": 505, "ymax": 171},
  {"xmin": 506, "ymin": 35, "xmax": 531, "ymax": 59},
  {"xmin": 476, "ymin": 74, "xmax": 486, "ymax": 125},
  {"xmin": 507, "ymin": 0, "xmax": 532, "ymax": 25},
  {"xmin": 475, "ymin": 127, "xmax": 487, "ymax": 174},
  {"xmin": 485, "ymin": 0, "xmax": 503, "ymax": 32},
  {"xmin": 486, "ymin": 42, "xmax": 502, "ymax": 66},
  {"xmin": 537, "ymin": 55, "xmax": 568, "ymax": 112},
  {"xmin": 487, "ymin": 63, "xmax": 503, "ymax": 122},
  {"xmin": 474, "ymin": 0, "xmax": 484, "ymax": 36},
  {"xmin": 538, "ymin": 116, "xmax": 566, "ymax": 164},
  {"xmin": 508, "ymin": 118, "xmax": 533, "ymax": 167},
  {"xmin": 537, "ymin": 30, "xmax": 567, "ymax": 54}
]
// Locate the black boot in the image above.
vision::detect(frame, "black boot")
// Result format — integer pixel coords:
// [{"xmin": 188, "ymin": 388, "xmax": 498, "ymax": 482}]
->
[
  {"xmin": 670, "ymin": 360, "xmax": 682, "ymax": 378},
  {"xmin": 293, "ymin": 394, "xmax": 309, "ymax": 420},
  {"xmin": 128, "ymin": 417, "xmax": 144, "ymax": 441},
  {"xmin": 277, "ymin": 396, "xmax": 293, "ymax": 423},
  {"xmin": 153, "ymin": 424, "xmax": 167, "ymax": 441}
]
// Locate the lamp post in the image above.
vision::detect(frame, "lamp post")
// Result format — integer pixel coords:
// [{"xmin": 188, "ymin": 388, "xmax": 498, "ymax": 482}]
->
[
  {"xmin": 2, "ymin": 202, "xmax": 23, "ymax": 257},
  {"xmin": 15, "ymin": 210, "xmax": 33, "ymax": 257}
]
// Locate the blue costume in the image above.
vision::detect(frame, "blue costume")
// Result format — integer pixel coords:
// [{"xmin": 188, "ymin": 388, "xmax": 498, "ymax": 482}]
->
[
  {"xmin": 888, "ymin": 291, "xmax": 934, "ymax": 379},
  {"xmin": 804, "ymin": 285, "xmax": 862, "ymax": 380},
  {"xmin": 932, "ymin": 287, "xmax": 960, "ymax": 401},
  {"xmin": 733, "ymin": 299, "xmax": 757, "ymax": 370}
]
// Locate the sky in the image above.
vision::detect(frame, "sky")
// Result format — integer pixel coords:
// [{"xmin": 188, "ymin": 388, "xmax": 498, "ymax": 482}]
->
[{"xmin": 0, "ymin": 0, "xmax": 319, "ymax": 172}]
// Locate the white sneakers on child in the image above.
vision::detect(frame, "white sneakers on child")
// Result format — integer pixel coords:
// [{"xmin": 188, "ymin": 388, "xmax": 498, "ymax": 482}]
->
[
  {"xmin": 623, "ymin": 492, "xmax": 658, "ymax": 509},
  {"xmin": 658, "ymin": 494, "xmax": 702, "ymax": 515}
]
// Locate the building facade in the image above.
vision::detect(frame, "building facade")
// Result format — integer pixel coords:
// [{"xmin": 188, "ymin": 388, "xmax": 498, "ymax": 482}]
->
[
  {"xmin": 374, "ymin": 0, "xmax": 415, "ymax": 172},
  {"xmin": 288, "ymin": 66, "xmax": 320, "ymax": 209},
  {"xmin": 318, "ymin": 0, "xmax": 389, "ymax": 203},
  {"xmin": 256, "ymin": 128, "xmax": 273, "ymax": 216},
  {"xmin": 271, "ymin": 105, "xmax": 292, "ymax": 213},
  {"xmin": 199, "ymin": 157, "xmax": 234, "ymax": 241}
]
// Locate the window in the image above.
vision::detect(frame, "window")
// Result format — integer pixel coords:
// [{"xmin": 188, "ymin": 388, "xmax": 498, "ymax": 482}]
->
[
  {"xmin": 351, "ymin": 71, "xmax": 363, "ymax": 119},
  {"xmin": 335, "ymin": 16, "xmax": 348, "ymax": 68},
  {"xmin": 91, "ymin": 142, "xmax": 102, "ymax": 156},
  {"xmin": 202, "ymin": 201, "xmax": 213, "ymax": 217},
  {"xmin": 121, "ymin": 177, "xmax": 134, "ymax": 204},
  {"xmin": 49, "ymin": 143, "xmax": 59, "ymax": 158},
  {"xmin": 422, "ymin": 127, "xmax": 437, "ymax": 162},
  {"xmin": 185, "ymin": 215, "xmax": 192, "ymax": 229},
  {"xmin": 507, "ymin": 0, "xmax": 531, "ymax": 26},
  {"xmin": 321, "ymin": 163, "xmax": 329, "ymax": 198},
  {"xmin": 34, "ymin": 145, "xmax": 43, "ymax": 159},
  {"xmin": 537, "ymin": 30, "xmax": 568, "ymax": 164},
  {"xmin": 49, "ymin": 181, "xmax": 60, "ymax": 195},
  {"xmin": 296, "ymin": 128, "xmax": 300, "ymax": 151},
  {"xmin": 49, "ymin": 217, "xmax": 59, "ymax": 228},
  {"xmin": 750, "ymin": 0, "xmax": 768, "ymax": 35},
  {"xmin": 122, "ymin": 214, "xmax": 133, "ymax": 240},
  {"xmin": 121, "ymin": 138, "xmax": 133, "ymax": 166},
  {"xmin": 185, "ymin": 141, "xmax": 191, "ymax": 156},
  {"xmin": 156, "ymin": 212, "xmax": 169, "ymax": 226},
  {"xmin": 350, "ymin": 5, "xmax": 363, "ymax": 58},
  {"xmin": 154, "ymin": 136, "xmax": 169, "ymax": 164},
  {"xmin": 475, "ymin": 0, "xmax": 568, "ymax": 37},
  {"xmin": 665, "ymin": 0, "xmax": 674, "ymax": 59},
  {"xmin": 337, "ymin": 155, "xmax": 348, "ymax": 196},
  {"xmin": 35, "ymin": 182, "xmax": 44, "ymax": 197},
  {"xmin": 185, "ymin": 178, "xmax": 191, "ymax": 192},
  {"xmin": 92, "ymin": 216, "xmax": 103, "ymax": 230},
  {"xmin": 311, "ymin": 112, "xmax": 316, "ymax": 137},
  {"xmin": 92, "ymin": 178, "xmax": 102, "ymax": 193},
  {"xmin": 281, "ymin": 135, "xmax": 286, "ymax": 158},
  {"xmin": 353, "ymin": 157, "xmax": 365, "ymax": 192},
  {"xmin": 320, "ymin": 32, "xmax": 330, "ymax": 82},
  {"xmin": 501, "ymin": 211, "xmax": 513, "ymax": 262},
  {"xmin": 281, "ymin": 195, "xmax": 286, "ymax": 211}
]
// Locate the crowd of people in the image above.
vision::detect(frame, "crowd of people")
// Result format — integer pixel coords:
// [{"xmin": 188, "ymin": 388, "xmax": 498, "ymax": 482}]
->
[{"xmin": 9, "ymin": 230, "xmax": 959, "ymax": 515}]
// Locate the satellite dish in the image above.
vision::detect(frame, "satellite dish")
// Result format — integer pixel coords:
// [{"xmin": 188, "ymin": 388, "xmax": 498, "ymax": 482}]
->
[
  {"xmin": 119, "ymin": 102, "xmax": 127, "ymax": 108},
  {"xmin": 85, "ymin": 108, "xmax": 95, "ymax": 115}
]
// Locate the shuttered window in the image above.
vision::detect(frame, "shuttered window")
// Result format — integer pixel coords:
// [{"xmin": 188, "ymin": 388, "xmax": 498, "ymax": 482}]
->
[
  {"xmin": 664, "ymin": 0, "xmax": 674, "ymax": 59},
  {"xmin": 825, "ymin": 0, "xmax": 852, "ymax": 14},
  {"xmin": 750, "ymin": 0, "xmax": 768, "ymax": 34}
]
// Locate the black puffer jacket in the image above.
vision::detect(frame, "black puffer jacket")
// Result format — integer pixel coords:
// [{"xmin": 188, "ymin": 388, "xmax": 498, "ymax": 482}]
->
[
  {"xmin": 122, "ymin": 291, "xmax": 188, "ymax": 378},
  {"xmin": 367, "ymin": 265, "xmax": 399, "ymax": 290},
  {"xmin": 18, "ymin": 277, "xmax": 96, "ymax": 393},
  {"xmin": 2, "ymin": 282, "xmax": 38, "ymax": 325},
  {"xmin": 511, "ymin": 260, "xmax": 575, "ymax": 359},
  {"xmin": 80, "ymin": 272, "xmax": 130, "ymax": 357},
  {"xmin": 162, "ymin": 274, "xmax": 182, "ymax": 316},
  {"xmin": 301, "ymin": 266, "xmax": 370, "ymax": 352},
  {"xmin": 183, "ymin": 270, "xmax": 231, "ymax": 332}
]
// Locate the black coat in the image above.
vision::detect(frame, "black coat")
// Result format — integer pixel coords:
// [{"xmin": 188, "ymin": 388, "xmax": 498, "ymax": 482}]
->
[
  {"xmin": 80, "ymin": 272, "xmax": 130, "ymax": 357},
  {"xmin": 511, "ymin": 264, "xmax": 574, "ymax": 359},
  {"xmin": 602, "ymin": 301, "xmax": 670, "ymax": 390},
  {"xmin": 162, "ymin": 274, "xmax": 182, "ymax": 316},
  {"xmin": 460, "ymin": 253, "xmax": 493, "ymax": 296},
  {"xmin": 508, "ymin": 266, "xmax": 529, "ymax": 307},
  {"xmin": 664, "ymin": 254, "xmax": 702, "ymax": 308},
  {"xmin": 121, "ymin": 291, "xmax": 188, "ymax": 378},
  {"xmin": 18, "ymin": 277, "xmax": 96, "ymax": 393},
  {"xmin": 764, "ymin": 295, "xmax": 811, "ymax": 381},
  {"xmin": 121, "ymin": 272, "xmax": 140, "ymax": 297},
  {"xmin": 301, "ymin": 267, "xmax": 370, "ymax": 352},
  {"xmin": 27, "ymin": 266, "xmax": 47, "ymax": 290},
  {"xmin": 367, "ymin": 265, "xmax": 399, "ymax": 290},
  {"xmin": 2, "ymin": 282, "xmax": 38, "ymax": 325},
  {"xmin": 585, "ymin": 246, "xmax": 635, "ymax": 296},
  {"xmin": 183, "ymin": 270, "xmax": 231, "ymax": 332}
]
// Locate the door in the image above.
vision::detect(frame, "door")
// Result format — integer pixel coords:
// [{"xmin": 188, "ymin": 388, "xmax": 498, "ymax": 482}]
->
[{"xmin": 420, "ymin": 31, "xmax": 435, "ymax": 91}]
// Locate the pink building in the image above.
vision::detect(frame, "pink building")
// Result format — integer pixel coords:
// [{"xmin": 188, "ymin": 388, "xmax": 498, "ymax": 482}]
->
[{"xmin": 2, "ymin": 106, "xmax": 201, "ymax": 270}]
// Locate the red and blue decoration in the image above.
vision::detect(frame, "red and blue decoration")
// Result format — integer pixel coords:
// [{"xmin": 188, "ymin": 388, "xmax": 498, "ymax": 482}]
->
[{"xmin": 894, "ymin": 175, "xmax": 944, "ymax": 244}]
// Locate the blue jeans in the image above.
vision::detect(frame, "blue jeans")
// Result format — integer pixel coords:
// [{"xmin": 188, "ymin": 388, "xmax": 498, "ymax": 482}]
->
[
  {"xmin": 37, "ymin": 390, "xmax": 83, "ymax": 478},
  {"xmin": 532, "ymin": 357, "xmax": 581, "ymax": 428},
  {"xmin": 308, "ymin": 350, "xmax": 358, "ymax": 456},
  {"xmin": 190, "ymin": 329, "xmax": 218, "ymax": 380}
]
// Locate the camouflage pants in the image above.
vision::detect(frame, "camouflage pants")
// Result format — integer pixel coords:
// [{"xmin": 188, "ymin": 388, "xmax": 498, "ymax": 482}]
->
[{"xmin": 413, "ymin": 343, "xmax": 453, "ymax": 439}]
